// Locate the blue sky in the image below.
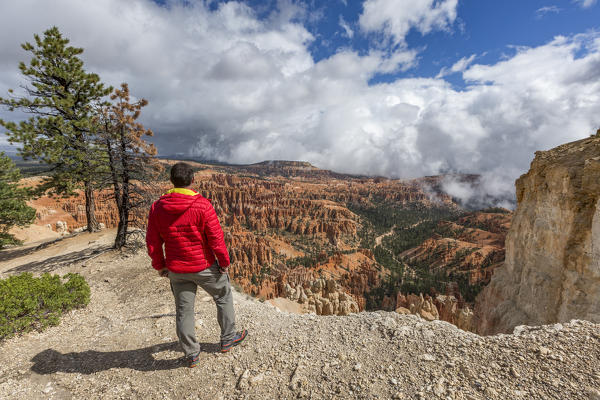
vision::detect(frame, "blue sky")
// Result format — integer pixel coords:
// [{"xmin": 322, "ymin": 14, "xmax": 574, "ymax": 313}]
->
[
  {"xmin": 0, "ymin": 0, "xmax": 599, "ymax": 205},
  {"xmin": 160, "ymin": 0, "xmax": 600, "ymax": 86},
  {"xmin": 395, "ymin": 0, "xmax": 598, "ymax": 84}
]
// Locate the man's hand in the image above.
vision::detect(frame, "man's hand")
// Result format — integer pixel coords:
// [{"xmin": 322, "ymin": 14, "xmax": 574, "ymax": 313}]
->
[
  {"xmin": 219, "ymin": 266, "xmax": 229, "ymax": 274},
  {"xmin": 158, "ymin": 268, "xmax": 169, "ymax": 277}
]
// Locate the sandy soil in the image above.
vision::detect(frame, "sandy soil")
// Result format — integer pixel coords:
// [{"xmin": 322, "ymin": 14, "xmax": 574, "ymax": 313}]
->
[
  {"xmin": 267, "ymin": 297, "xmax": 304, "ymax": 314},
  {"xmin": 0, "ymin": 229, "xmax": 116, "ymax": 277},
  {"xmin": 9, "ymin": 224, "xmax": 61, "ymax": 245}
]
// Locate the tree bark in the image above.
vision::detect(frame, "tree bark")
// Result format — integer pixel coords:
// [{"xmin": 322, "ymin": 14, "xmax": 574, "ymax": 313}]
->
[
  {"xmin": 115, "ymin": 219, "xmax": 126, "ymax": 249},
  {"xmin": 84, "ymin": 180, "xmax": 99, "ymax": 232},
  {"xmin": 106, "ymin": 137, "xmax": 122, "ymax": 211},
  {"xmin": 114, "ymin": 186, "xmax": 129, "ymax": 249},
  {"xmin": 114, "ymin": 132, "xmax": 130, "ymax": 249}
]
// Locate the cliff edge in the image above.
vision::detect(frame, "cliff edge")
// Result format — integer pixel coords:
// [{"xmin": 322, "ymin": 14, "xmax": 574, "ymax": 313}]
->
[
  {"xmin": 1, "ymin": 211, "xmax": 600, "ymax": 398},
  {"xmin": 476, "ymin": 134, "xmax": 600, "ymax": 335}
]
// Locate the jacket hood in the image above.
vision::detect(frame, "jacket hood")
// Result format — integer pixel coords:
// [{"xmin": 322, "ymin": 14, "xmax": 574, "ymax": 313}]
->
[{"xmin": 157, "ymin": 188, "xmax": 201, "ymax": 215}]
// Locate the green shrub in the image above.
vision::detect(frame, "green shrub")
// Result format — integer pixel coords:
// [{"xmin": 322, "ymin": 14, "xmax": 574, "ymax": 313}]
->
[{"xmin": 0, "ymin": 272, "xmax": 90, "ymax": 340}]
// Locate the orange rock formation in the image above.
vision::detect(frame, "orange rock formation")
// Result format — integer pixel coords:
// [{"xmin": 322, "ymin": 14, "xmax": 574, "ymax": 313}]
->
[{"xmin": 22, "ymin": 160, "xmax": 509, "ymax": 326}]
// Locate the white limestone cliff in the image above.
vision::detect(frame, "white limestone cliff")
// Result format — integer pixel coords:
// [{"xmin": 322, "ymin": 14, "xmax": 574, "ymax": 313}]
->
[{"xmin": 476, "ymin": 135, "xmax": 600, "ymax": 335}]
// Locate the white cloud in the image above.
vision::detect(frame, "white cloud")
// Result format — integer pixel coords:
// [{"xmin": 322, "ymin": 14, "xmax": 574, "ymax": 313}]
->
[
  {"xmin": 373, "ymin": 48, "xmax": 420, "ymax": 73},
  {"xmin": 441, "ymin": 170, "xmax": 520, "ymax": 209},
  {"xmin": 0, "ymin": 1, "xmax": 599, "ymax": 207},
  {"xmin": 339, "ymin": 15, "xmax": 354, "ymax": 38},
  {"xmin": 359, "ymin": 0, "xmax": 458, "ymax": 46},
  {"xmin": 451, "ymin": 54, "xmax": 476, "ymax": 72},
  {"xmin": 535, "ymin": 5, "xmax": 562, "ymax": 18},
  {"xmin": 436, "ymin": 53, "xmax": 476, "ymax": 77},
  {"xmin": 573, "ymin": 0, "xmax": 597, "ymax": 8}
]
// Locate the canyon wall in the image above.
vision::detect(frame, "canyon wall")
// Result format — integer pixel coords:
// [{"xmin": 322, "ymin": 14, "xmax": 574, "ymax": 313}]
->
[
  {"xmin": 399, "ymin": 212, "xmax": 510, "ymax": 286},
  {"xmin": 476, "ymin": 135, "xmax": 600, "ymax": 335},
  {"xmin": 21, "ymin": 160, "xmax": 508, "ymax": 327}
]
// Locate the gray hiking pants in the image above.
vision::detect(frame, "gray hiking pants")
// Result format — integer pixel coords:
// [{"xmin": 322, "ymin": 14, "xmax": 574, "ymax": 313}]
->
[{"xmin": 169, "ymin": 263, "xmax": 236, "ymax": 357}]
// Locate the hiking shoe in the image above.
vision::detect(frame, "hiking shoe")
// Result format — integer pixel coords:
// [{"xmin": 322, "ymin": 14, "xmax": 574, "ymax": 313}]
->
[
  {"xmin": 187, "ymin": 351, "xmax": 200, "ymax": 368},
  {"xmin": 220, "ymin": 329, "xmax": 248, "ymax": 353}
]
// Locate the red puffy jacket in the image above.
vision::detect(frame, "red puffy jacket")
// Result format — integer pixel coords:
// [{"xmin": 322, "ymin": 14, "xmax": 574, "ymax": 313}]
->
[{"xmin": 146, "ymin": 188, "xmax": 230, "ymax": 273}]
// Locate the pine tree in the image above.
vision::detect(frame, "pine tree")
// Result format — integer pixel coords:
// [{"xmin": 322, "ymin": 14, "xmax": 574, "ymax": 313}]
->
[
  {"xmin": 0, "ymin": 153, "xmax": 36, "ymax": 248},
  {"xmin": 0, "ymin": 27, "xmax": 112, "ymax": 232},
  {"xmin": 100, "ymin": 83, "xmax": 161, "ymax": 249}
]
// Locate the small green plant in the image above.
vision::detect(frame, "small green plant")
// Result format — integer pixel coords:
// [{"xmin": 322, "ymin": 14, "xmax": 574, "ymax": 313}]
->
[{"xmin": 0, "ymin": 272, "xmax": 90, "ymax": 340}]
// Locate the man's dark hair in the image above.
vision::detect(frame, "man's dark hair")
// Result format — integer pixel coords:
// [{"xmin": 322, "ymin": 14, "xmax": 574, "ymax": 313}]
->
[{"xmin": 170, "ymin": 162, "xmax": 194, "ymax": 187}]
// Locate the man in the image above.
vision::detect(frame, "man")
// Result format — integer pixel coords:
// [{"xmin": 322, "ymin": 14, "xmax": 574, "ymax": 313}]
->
[{"xmin": 146, "ymin": 162, "xmax": 247, "ymax": 367}]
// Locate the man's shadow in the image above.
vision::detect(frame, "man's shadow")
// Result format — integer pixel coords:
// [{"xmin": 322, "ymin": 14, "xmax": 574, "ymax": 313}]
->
[{"xmin": 30, "ymin": 341, "xmax": 220, "ymax": 374}]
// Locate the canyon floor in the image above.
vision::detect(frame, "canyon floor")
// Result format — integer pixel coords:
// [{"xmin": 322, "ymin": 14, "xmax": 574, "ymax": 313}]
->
[{"xmin": 0, "ymin": 234, "xmax": 599, "ymax": 400}]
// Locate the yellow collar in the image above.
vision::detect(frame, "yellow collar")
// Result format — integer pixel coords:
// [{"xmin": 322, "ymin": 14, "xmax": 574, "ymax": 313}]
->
[{"xmin": 165, "ymin": 188, "xmax": 198, "ymax": 196}]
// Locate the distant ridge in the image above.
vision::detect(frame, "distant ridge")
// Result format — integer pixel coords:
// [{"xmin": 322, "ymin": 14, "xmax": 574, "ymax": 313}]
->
[
  {"xmin": 158, "ymin": 155, "xmax": 375, "ymax": 180},
  {"xmin": 249, "ymin": 160, "xmax": 315, "ymax": 168}
]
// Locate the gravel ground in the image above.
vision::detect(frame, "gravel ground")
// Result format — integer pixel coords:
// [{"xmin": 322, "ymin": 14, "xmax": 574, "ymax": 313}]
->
[{"xmin": 0, "ymin": 249, "xmax": 599, "ymax": 400}]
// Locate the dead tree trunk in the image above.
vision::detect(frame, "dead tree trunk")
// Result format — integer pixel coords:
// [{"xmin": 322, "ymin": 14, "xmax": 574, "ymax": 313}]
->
[{"xmin": 114, "ymin": 132, "xmax": 131, "ymax": 249}]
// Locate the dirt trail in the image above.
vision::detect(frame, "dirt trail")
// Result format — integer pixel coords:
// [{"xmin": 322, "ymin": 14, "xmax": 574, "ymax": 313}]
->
[
  {"xmin": 0, "ymin": 242, "xmax": 599, "ymax": 399},
  {"xmin": 0, "ymin": 229, "xmax": 116, "ymax": 276},
  {"xmin": 374, "ymin": 219, "xmax": 434, "ymax": 247},
  {"xmin": 374, "ymin": 225, "xmax": 395, "ymax": 247}
]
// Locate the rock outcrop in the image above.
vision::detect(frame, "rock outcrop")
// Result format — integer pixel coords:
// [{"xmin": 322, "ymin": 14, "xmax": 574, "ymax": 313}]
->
[
  {"xmin": 282, "ymin": 278, "xmax": 360, "ymax": 316},
  {"xmin": 23, "ymin": 176, "xmax": 121, "ymax": 233},
  {"xmin": 399, "ymin": 211, "xmax": 510, "ymax": 286},
  {"xmin": 390, "ymin": 292, "xmax": 475, "ymax": 331},
  {"xmin": 21, "ymin": 160, "xmax": 504, "ymax": 332},
  {"xmin": 476, "ymin": 135, "xmax": 600, "ymax": 335}
]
